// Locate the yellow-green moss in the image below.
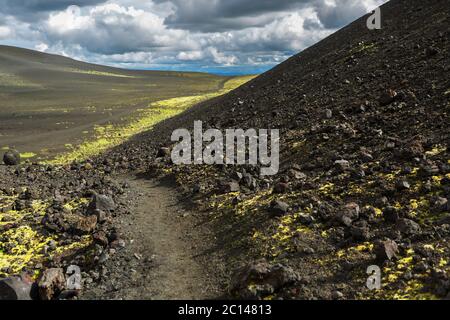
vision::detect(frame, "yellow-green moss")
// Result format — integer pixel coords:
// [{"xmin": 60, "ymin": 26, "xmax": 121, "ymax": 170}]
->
[
  {"xmin": 0, "ymin": 226, "xmax": 53, "ymax": 276},
  {"xmin": 0, "ymin": 72, "xmax": 41, "ymax": 88},
  {"xmin": 20, "ymin": 152, "xmax": 37, "ymax": 159},
  {"xmin": 350, "ymin": 42, "xmax": 377, "ymax": 55},
  {"xmin": 0, "ymin": 192, "xmax": 94, "ymax": 278},
  {"xmin": 63, "ymin": 68, "xmax": 138, "ymax": 78}
]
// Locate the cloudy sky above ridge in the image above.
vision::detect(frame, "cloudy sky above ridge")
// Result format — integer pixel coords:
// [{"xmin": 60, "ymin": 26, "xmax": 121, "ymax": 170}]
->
[{"xmin": 0, "ymin": 0, "xmax": 387, "ymax": 74}]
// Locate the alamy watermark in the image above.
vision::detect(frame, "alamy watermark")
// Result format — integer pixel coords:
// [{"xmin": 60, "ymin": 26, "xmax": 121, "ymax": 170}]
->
[
  {"xmin": 366, "ymin": 265, "xmax": 381, "ymax": 290},
  {"xmin": 367, "ymin": 7, "xmax": 381, "ymax": 30},
  {"xmin": 171, "ymin": 121, "xmax": 279, "ymax": 176},
  {"xmin": 66, "ymin": 265, "xmax": 82, "ymax": 290}
]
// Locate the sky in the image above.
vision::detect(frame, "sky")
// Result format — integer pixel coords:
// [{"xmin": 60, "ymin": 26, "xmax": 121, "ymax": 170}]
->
[{"xmin": 0, "ymin": 0, "xmax": 387, "ymax": 75}]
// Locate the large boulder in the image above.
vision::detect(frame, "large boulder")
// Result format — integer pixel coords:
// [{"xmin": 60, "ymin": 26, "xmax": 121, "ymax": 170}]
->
[
  {"xmin": 88, "ymin": 194, "xmax": 116, "ymax": 213},
  {"xmin": 0, "ymin": 276, "xmax": 34, "ymax": 300},
  {"xmin": 65, "ymin": 213, "xmax": 98, "ymax": 234},
  {"xmin": 3, "ymin": 150, "xmax": 20, "ymax": 166},
  {"xmin": 230, "ymin": 260, "xmax": 300, "ymax": 299},
  {"xmin": 38, "ymin": 268, "xmax": 66, "ymax": 300}
]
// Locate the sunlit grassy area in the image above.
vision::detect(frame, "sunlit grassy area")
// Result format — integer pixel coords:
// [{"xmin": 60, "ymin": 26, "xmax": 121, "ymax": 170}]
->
[
  {"xmin": 0, "ymin": 72, "xmax": 41, "ymax": 88},
  {"xmin": 63, "ymin": 68, "xmax": 138, "ymax": 78},
  {"xmin": 20, "ymin": 152, "xmax": 37, "ymax": 159},
  {"xmin": 47, "ymin": 75, "xmax": 255, "ymax": 165}
]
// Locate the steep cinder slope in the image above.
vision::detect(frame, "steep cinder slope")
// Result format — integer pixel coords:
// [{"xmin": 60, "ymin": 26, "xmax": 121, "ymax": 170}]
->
[{"xmin": 104, "ymin": 0, "xmax": 450, "ymax": 299}]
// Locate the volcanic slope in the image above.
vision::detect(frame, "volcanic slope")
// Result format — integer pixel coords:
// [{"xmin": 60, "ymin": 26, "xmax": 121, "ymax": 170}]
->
[{"xmin": 100, "ymin": 0, "xmax": 449, "ymax": 299}]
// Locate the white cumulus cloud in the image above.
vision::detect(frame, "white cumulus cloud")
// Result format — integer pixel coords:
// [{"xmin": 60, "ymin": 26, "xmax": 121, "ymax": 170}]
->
[
  {"xmin": 0, "ymin": 26, "xmax": 12, "ymax": 39},
  {"xmin": 0, "ymin": 0, "xmax": 390, "ymax": 72}
]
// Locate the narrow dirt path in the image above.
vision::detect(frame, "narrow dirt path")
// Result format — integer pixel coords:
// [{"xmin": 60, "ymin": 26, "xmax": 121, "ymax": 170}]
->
[
  {"xmin": 83, "ymin": 174, "xmax": 225, "ymax": 300},
  {"xmin": 125, "ymin": 176, "xmax": 220, "ymax": 299}
]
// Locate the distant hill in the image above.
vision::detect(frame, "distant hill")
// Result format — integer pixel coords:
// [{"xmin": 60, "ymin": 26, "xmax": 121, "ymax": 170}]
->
[{"xmin": 0, "ymin": 45, "xmax": 225, "ymax": 97}]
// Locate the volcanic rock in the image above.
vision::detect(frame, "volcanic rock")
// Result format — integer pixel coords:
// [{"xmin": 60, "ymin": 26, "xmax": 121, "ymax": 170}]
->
[
  {"xmin": 350, "ymin": 221, "xmax": 370, "ymax": 240},
  {"xmin": 66, "ymin": 214, "xmax": 98, "ymax": 234},
  {"xmin": 38, "ymin": 268, "xmax": 66, "ymax": 300},
  {"xmin": 395, "ymin": 180, "xmax": 411, "ymax": 191},
  {"xmin": 3, "ymin": 150, "xmax": 20, "ymax": 166},
  {"xmin": 156, "ymin": 147, "xmax": 171, "ymax": 158},
  {"xmin": 339, "ymin": 202, "xmax": 360, "ymax": 226},
  {"xmin": 379, "ymin": 89, "xmax": 397, "ymax": 106},
  {"xmin": 0, "ymin": 276, "xmax": 34, "ymax": 300},
  {"xmin": 88, "ymin": 194, "xmax": 116, "ymax": 213},
  {"xmin": 273, "ymin": 182, "xmax": 289, "ymax": 194},
  {"xmin": 375, "ymin": 239, "xmax": 399, "ymax": 261},
  {"xmin": 396, "ymin": 218, "xmax": 421, "ymax": 236},
  {"xmin": 334, "ymin": 160, "xmax": 350, "ymax": 171},
  {"xmin": 269, "ymin": 200, "xmax": 289, "ymax": 217},
  {"xmin": 219, "ymin": 180, "xmax": 240, "ymax": 193},
  {"xmin": 288, "ymin": 169, "xmax": 307, "ymax": 180},
  {"xmin": 93, "ymin": 231, "xmax": 109, "ymax": 247},
  {"xmin": 383, "ymin": 206, "xmax": 400, "ymax": 223},
  {"xmin": 230, "ymin": 260, "xmax": 300, "ymax": 299}
]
